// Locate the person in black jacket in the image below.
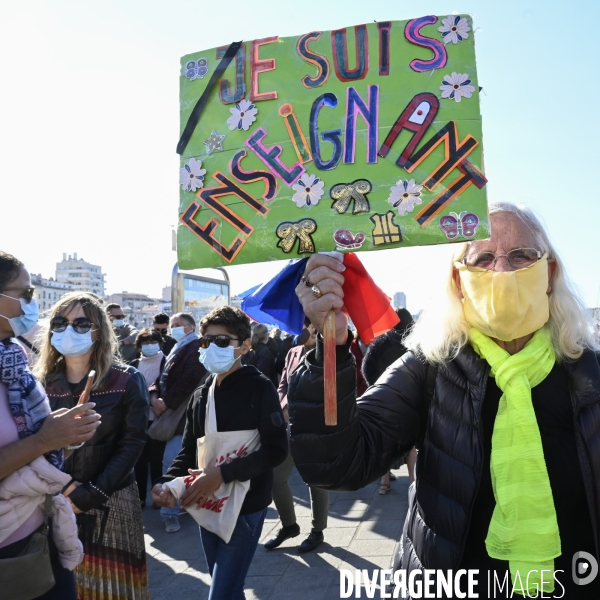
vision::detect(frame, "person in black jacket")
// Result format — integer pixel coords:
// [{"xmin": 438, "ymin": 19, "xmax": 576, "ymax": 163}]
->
[
  {"xmin": 275, "ymin": 331, "xmax": 295, "ymax": 374},
  {"xmin": 288, "ymin": 203, "xmax": 600, "ymax": 599},
  {"xmin": 152, "ymin": 306, "xmax": 287, "ymax": 599},
  {"xmin": 131, "ymin": 328, "xmax": 167, "ymax": 507},
  {"xmin": 362, "ymin": 308, "xmax": 416, "ymax": 493},
  {"xmin": 361, "ymin": 308, "xmax": 414, "ymax": 388},
  {"xmin": 153, "ymin": 312, "xmax": 177, "ymax": 356},
  {"xmin": 244, "ymin": 322, "xmax": 278, "ymax": 387},
  {"xmin": 36, "ymin": 291, "xmax": 150, "ymax": 599}
]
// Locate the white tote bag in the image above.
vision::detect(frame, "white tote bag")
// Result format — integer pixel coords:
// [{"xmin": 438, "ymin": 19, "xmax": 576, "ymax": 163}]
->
[{"xmin": 164, "ymin": 378, "xmax": 260, "ymax": 543}]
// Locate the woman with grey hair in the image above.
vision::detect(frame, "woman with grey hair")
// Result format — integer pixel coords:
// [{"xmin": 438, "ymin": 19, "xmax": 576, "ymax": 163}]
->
[
  {"xmin": 288, "ymin": 203, "xmax": 600, "ymax": 598},
  {"xmin": 245, "ymin": 323, "xmax": 278, "ymax": 388}
]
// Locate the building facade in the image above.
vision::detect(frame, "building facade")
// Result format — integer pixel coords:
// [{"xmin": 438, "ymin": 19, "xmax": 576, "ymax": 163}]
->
[
  {"xmin": 393, "ymin": 291, "xmax": 407, "ymax": 309},
  {"xmin": 31, "ymin": 275, "xmax": 75, "ymax": 316},
  {"xmin": 55, "ymin": 253, "xmax": 106, "ymax": 298},
  {"xmin": 106, "ymin": 292, "xmax": 158, "ymax": 328}
]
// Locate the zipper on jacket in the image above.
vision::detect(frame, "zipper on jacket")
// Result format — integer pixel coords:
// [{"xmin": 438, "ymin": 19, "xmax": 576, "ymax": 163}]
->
[
  {"xmin": 571, "ymin": 399, "xmax": 600, "ymax": 563},
  {"xmin": 456, "ymin": 365, "xmax": 490, "ymax": 567}
]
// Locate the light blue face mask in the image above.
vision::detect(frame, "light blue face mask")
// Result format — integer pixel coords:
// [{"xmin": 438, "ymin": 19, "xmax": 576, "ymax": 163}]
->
[
  {"xmin": 0, "ymin": 294, "xmax": 39, "ymax": 337},
  {"xmin": 171, "ymin": 326, "xmax": 186, "ymax": 342},
  {"xmin": 51, "ymin": 325, "xmax": 96, "ymax": 357},
  {"xmin": 141, "ymin": 343, "xmax": 160, "ymax": 357},
  {"xmin": 199, "ymin": 343, "xmax": 240, "ymax": 374},
  {"xmin": 112, "ymin": 319, "xmax": 125, "ymax": 328}
]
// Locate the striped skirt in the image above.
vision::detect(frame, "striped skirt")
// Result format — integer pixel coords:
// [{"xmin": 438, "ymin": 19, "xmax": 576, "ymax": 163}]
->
[{"xmin": 75, "ymin": 482, "xmax": 149, "ymax": 600}]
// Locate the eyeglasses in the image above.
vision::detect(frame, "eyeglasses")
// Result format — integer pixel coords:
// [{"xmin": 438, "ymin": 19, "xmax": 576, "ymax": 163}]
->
[
  {"xmin": 199, "ymin": 335, "xmax": 241, "ymax": 349},
  {"xmin": 1, "ymin": 287, "xmax": 35, "ymax": 302},
  {"xmin": 462, "ymin": 248, "xmax": 542, "ymax": 272},
  {"xmin": 50, "ymin": 317, "xmax": 95, "ymax": 334},
  {"xmin": 109, "ymin": 314, "xmax": 126, "ymax": 320}
]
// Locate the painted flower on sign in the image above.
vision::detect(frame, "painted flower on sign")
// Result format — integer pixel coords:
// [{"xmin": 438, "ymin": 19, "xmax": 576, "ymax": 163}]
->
[
  {"xmin": 440, "ymin": 72, "xmax": 476, "ymax": 102},
  {"xmin": 292, "ymin": 174, "xmax": 325, "ymax": 208},
  {"xmin": 388, "ymin": 179, "xmax": 423, "ymax": 215},
  {"xmin": 438, "ymin": 15, "xmax": 471, "ymax": 44},
  {"xmin": 179, "ymin": 158, "xmax": 206, "ymax": 192},
  {"xmin": 226, "ymin": 99, "xmax": 258, "ymax": 131}
]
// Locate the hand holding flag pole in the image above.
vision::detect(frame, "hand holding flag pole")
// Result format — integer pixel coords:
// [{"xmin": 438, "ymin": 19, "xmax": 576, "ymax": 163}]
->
[{"xmin": 242, "ymin": 253, "xmax": 399, "ymax": 426}]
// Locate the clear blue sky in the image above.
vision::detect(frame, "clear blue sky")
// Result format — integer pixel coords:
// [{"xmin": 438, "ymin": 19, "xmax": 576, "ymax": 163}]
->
[{"xmin": 2, "ymin": 0, "xmax": 598, "ymax": 313}]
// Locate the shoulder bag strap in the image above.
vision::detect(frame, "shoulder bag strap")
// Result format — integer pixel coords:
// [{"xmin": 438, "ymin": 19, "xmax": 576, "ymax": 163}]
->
[
  {"xmin": 205, "ymin": 378, "xmax": 218, "ymax": 434},
  {"xmin": 41, "ymin": 494, "xmax": 52, "ymax": 535}
]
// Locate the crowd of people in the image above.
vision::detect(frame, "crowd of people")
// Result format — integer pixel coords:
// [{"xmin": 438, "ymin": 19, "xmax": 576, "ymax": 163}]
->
[{"xmin": 1, "ymin": 200, "xmax": 599, "ymax": 599}]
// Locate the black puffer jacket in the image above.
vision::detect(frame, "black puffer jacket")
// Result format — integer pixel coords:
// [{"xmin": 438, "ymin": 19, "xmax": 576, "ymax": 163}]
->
[
  {"xmin": 46, "ymin": 365, "xmax": 149, "ymax": 511},
  {"xmin": 362, "ymin": 328, "xmax": 409, "ymax": 387},
  {"xmin": 288, "ymin": 337, "xmax": 600, "ymax": 582}
]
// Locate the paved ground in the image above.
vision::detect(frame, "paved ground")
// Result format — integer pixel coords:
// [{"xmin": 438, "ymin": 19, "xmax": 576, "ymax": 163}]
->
[{"xmin": 144, "ymin": 465, "xmax": 410, "ymax": 600}]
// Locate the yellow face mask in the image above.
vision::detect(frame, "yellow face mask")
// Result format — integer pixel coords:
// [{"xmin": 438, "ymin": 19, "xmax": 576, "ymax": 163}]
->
[{"xmin": 455, "ymin": 255, "xmax": 550, "ymax": 342}]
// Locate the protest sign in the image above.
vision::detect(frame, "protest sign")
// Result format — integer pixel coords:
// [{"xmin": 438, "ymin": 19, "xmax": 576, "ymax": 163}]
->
[{"xmin": 177, "ymin": 15, "xmax": 488, "ymax": 269}]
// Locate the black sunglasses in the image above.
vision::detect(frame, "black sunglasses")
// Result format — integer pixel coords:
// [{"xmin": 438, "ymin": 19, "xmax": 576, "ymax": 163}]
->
[
  {"xmin": 2, "ymin": 286, "xmax": 35, "ymax": 302},
  {"xmin": 199, "ymin": 335, "xmax": 241, "ymax": 349},
  {"xmin": 109, "ymin": 314, "xmax": 126, "ymax": 319},
  {"xmin": 50, "ymin": 317, "xmax": 95, "ymax": 334}
]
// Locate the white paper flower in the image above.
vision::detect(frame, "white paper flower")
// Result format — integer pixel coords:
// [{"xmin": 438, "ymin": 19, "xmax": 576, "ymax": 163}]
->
[
  {"xmin": 291, "ymin": 174, "xmax": 325, "ymax": 208},
  {"xmin": 440, "ymin": 72, "xmax": 476, "ymax": 102},
  {"xmin": 388, "ymin": 179, "xmax": 423, "ymax": 215},
  {"xmin": 438, "ymin": 15, "xmax": 470, "ymax": 44},
  {"xmin": 179, "ymin": 157, "xmax": 206, "ymax": 192},
  {"xmin": 226, "ymin": 99, "xmax": 258, "ymax": 131}
]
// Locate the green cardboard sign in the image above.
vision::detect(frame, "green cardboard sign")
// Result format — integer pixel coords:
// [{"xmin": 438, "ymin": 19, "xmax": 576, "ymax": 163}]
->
[{"xmin": 177, "ymin": 15, "xmax": 488, "ymax": 269}]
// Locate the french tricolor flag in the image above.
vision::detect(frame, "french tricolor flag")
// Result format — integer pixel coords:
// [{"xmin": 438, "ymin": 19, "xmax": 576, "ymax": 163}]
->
[{"xmin": 241, "ymin": 253, "xmax": 398, "ymax": 344}]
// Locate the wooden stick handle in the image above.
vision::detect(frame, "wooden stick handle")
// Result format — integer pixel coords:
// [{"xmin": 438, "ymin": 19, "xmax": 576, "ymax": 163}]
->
[
  {"xmin": 77, "ymin": 370, "xmax": 96, "ymax": 405},
  {"xmin": 323, "ymin": 309, "xmax": 337, "ymax": 426}
]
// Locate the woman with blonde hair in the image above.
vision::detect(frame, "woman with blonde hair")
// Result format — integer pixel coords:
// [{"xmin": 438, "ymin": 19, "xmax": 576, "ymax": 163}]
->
[
  {"xmin": 288, "ymin": 203, "xmax": 600, "ymax": 598},
  {"xmin": 35, "ymin": 292, "xmax": 150, "ymax": 600}
]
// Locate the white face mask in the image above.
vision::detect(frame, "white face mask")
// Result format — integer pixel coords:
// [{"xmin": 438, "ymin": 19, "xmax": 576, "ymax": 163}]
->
[
  {"xmin": 51, "ymin": 325, "xmax": 96, "ymax": 357},
  {"xmin": 171, "ymin": 326, "xmax": 186, "ymax": 342},
  {"xmin": 141, "ymin": 343, "xmax": 160, "ymax": 357},
  {"xmin": 199, "ymin": 344, "xmax": 240, "ymax": 374}
]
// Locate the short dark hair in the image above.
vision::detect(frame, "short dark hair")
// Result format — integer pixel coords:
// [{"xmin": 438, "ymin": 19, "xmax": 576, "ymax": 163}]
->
[
  {"xmin": 106, "ymin": 303, "xmax": 122, "ymax": 312},
  {"xmin": 153, "ymin": 312, "xmax": 170, "ymax": 325},
  {"xmin": 0, "ymin": 252, "xmax": 24, "ymax": 293},
  {"xmin": 171, "ymin": 312, "xmax": 195, "ymax": 328},
  {"xmin": 135, "ymin": 328, "xmax": 163, "ymax": 350},
  {"xmin": 200, "ymin": 306, "xmax": 251, "ymax": 341}
]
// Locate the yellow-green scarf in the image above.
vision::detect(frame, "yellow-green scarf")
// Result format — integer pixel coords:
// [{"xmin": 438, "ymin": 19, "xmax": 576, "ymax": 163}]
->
[{"xmin": 470, "ymin": 326, "xmax": 560, "ymax": 596}]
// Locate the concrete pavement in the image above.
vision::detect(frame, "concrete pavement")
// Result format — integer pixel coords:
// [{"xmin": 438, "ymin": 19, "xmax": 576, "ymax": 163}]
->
[{"xmin": 144, "ymin": 464, "xmax": 410, "ymax": 599}]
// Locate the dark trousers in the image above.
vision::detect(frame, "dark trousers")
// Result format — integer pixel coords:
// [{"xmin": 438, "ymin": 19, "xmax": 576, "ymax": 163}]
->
[{"xmin": 134, "ymin": 422, "xmax": 166, "ymax": 501}]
